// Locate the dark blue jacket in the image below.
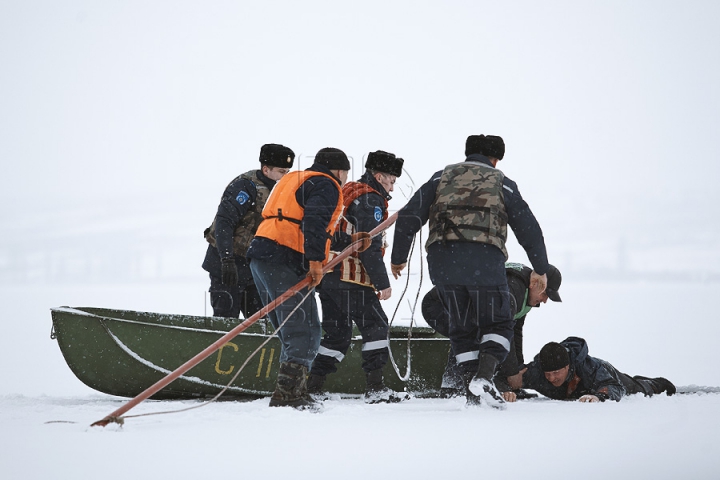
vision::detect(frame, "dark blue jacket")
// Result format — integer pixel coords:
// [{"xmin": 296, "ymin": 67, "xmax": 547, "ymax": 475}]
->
[
  {"xmin": 202, "ymin": 169, "xmax": 276, "ymax": 275},
  {"xmin": 391, "ymin": 154, "xmax": 549, "ymax": 286},
  {"xmin": 522, "ymin": 337, "xmax": 627, "ymax": 401},
  {"xmin": 324, "ymin": 171, "xmax": 391, "ymax": 291},
  {"xmin": 246, "ymin": 164, "xmax": 347, "ymax": 275}
]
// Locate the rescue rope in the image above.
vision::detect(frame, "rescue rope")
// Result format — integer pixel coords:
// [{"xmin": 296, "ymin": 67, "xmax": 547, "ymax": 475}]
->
[
  {"xmin": 386, "ymin": 228, "xmax": 424, "ymax": 382},
  {"xmin": 104, "ymin": 289, "xmax": 314, "ymax": 425},
  {"xmin": 92, "ymin": 214, "xmax": 399, "ymax": 427}
]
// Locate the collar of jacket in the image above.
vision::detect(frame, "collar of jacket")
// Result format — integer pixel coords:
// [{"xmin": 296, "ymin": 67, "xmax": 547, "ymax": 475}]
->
[
  {"xmin": 255, "ymin": 169, "xmax": 276, "ymax": 189},
  {"xmin": 359, "ymin": 170, "xmax": 391, "ymax": 200},
  {"xmin": 465, "ymin": 153, "xmax": 494, "ymax": 168},
  {"xmin": 308, "ymin": 163, "xmax": 343, "ymax": 185}
]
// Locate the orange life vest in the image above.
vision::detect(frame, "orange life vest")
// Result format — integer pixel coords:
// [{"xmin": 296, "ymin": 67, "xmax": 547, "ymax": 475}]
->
[
  {"xmin": 327, "ymin": 181, "xmax": 388, "ymax": 288},
  {"xmin": 254, "ymin": 170, "xmax": 344, "ymax": 263}
]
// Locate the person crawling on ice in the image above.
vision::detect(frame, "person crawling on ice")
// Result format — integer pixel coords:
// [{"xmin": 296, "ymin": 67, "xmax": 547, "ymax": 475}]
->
[{"xmin": 506, "ymin": 337, "xmax": 676, "ymax": 402}]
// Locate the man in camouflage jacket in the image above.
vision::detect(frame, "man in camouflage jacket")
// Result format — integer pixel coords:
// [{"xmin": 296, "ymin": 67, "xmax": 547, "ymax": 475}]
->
[
  {"xmin": 391, "ymin": 135, "xmax": 550, "ymax": 409},
  {"xmin": 202, "ymin": 143, "xmax": 294, "ymax": 318}
]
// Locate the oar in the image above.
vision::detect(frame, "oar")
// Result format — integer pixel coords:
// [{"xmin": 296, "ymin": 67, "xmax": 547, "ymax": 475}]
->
[{"xmin": 91, "ymin": 211, "xmax": 399, "ymax": 427}]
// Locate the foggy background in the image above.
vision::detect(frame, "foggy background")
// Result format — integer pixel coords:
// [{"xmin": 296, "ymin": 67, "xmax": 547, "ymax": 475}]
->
[
  {"xmin": 2, "ymin": 0, "xmax": 719, "ymax": 289},
  {"xmin": 0, "ymin": 1, "xmax": 720, "ymax": 284},
  {"xmin": 1, "ymin": 1, "xmax": 720, "ymax": 394}
]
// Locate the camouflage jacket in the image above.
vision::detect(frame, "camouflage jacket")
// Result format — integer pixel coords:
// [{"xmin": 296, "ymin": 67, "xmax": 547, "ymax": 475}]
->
[
  {"xmin": 391, "ymin": 154, "xmax": 549, "ymax": 286},
  {"xmin": 205, "ymin": 169, "xmax": 272, "ymax": 258},
  {"xmin": 426, "ymin": 160, "xmax": 508, "ymax": 258}
]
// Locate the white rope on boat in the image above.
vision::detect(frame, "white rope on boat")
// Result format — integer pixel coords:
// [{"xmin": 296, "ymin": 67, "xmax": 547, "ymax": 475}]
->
[{"xmin": 114, "ymin": 288, "xmax": 315, "ymax": 422}]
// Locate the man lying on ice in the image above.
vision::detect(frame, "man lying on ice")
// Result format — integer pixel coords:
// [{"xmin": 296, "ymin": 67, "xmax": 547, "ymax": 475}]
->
[{"xmin": 505, "ymin": 337, "xmax": 676, "ymax": 402}]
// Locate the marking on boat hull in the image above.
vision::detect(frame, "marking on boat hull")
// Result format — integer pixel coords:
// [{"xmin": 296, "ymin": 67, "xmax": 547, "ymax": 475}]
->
[
  {"xmin": 100, "ymin": 321, "xmax": 272, "ymax": 395},
  {"xmin": 215, "ymin": 342, "xmax": 238, "ymax": 375},
  {"xmin": 256, "ymin": 349, "xmax": 266, "ymax": 377},
  {"xmin": 265, "ymin": 348, "xmax": 275, "ymax": 378}
]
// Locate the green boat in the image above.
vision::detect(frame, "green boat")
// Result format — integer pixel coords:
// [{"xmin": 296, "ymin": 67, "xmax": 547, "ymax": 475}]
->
[{"xmin": 50, "ymin": 306, "xmax": 450, "ymax": 400}]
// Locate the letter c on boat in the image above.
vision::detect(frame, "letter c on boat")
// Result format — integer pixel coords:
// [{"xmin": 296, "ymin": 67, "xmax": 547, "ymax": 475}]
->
[{"xmin": 215, "ymin": 342, "xmax": 239, "ymax": 375}]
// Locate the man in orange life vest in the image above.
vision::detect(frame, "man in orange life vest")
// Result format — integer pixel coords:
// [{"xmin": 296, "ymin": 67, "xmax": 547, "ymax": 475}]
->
[
  {"xmin": 247, "ymin": 148, "xmax": 371, "ymax": 409},
  {"xmin": 307, "ymin": 151, "xmax": 407, "ymax": 403}
]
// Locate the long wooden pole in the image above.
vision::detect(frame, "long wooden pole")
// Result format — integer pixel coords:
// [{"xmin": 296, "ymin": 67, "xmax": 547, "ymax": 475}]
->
[{"xmin": 91, "ymin": 212, "xmax": 399, "ymax": 426}]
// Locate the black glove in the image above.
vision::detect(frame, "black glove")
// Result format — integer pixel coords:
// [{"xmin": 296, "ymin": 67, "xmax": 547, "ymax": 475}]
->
[{"xmin": 221, "ymin": 257, "xmax": 238, "ymax": 286}]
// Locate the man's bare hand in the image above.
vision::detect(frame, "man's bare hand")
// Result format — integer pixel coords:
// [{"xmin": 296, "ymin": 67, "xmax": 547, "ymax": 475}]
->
[
  {"xmin": 579, "ymin": 395, "xmax": 600, "ymax": 403},
  {"xmin": 530, "ymin": 271, "xmax": 547, "ymax": 294},
  {"xmin": 502, "ymin": 391, "xmax": 517, "ymax": 402},
  {"xmin": 507, "ymin": 367, "xmax": 527, "ymax": 390},
  {"xmin": 391, "ymin": 263, "xmax": 406, "ymax": 280},
  {"xmin": 377, "ymin": 287, "xmax": 392, "ymax": 301}
]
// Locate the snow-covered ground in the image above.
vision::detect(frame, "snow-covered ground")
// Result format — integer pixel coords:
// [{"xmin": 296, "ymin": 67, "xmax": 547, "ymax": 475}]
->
[
  {"xmin": 5, "ymin": 392, "xmax": 720, "ymax": 479},
  {"xmin": 2, "ymin": 280, "xmax": 720, "ymax": 479}
]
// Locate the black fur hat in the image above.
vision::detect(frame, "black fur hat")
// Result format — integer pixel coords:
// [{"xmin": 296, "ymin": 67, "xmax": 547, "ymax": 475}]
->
[
  {"xmin": 483, "ymin": 135, "xmax": 505, "ymax": 160},
  {"xmin": 539, "ymin": 342, "xmax": 570, "ymax": 372},
  {"xmin": 465, "ymin": 135, "xmax": 505, "ymax": 160},
  {"xmin": 465, "ymin": 135, "xmax": 486, "ymax": 156},
  {"xmin": 259, "ymin": 144, "xmax": 295, "ymax": 168},
  {"xmin": 314, "ymin": 147, "xmax": 351, "ymax": 171},
  {"xmin": 365, "ymin": 150, "xmax": 403, "ymax": 177}
]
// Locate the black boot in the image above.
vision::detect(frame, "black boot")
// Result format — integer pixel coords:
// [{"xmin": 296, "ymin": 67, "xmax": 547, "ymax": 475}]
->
[
  {"xmin": 653, "ymin": 377, "xmax": 676, "ymax": 396},
  {"xmin": 269, "ymin": 362, "xmax": 318, "ymax": 410},
  {"xmin": 364, "ymin": 369, "xmax": 409, "ymax": 404},
  {"xmin": 632, "ymin": 376, "xmax": 676, "ymax": 396},
  {"xmin": 307, "ymin": 373, "xmax": 327, "ymax": 395},
  {"xmin": 439, "ymin": 350, "xmax": 464, "ymax": 398},
  {"xmin": 465, "ymin": 353, "xmax": 506, "ymax": 410}
]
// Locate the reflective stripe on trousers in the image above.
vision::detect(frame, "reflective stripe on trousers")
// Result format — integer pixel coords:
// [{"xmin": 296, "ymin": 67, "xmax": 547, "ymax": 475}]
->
[
  {"xmin": 317, "ymin": 345, "xmax": 345, "ymax": 362},
  {"xmin": 361, "ymin": 339, "xmax": 389, "ymax": 352}
]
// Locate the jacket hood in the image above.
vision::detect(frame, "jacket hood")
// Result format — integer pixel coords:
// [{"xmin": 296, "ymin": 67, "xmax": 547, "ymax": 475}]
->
[{"xmin": 562, "ymin": 336, "xmax": 589, "ymax": 366}]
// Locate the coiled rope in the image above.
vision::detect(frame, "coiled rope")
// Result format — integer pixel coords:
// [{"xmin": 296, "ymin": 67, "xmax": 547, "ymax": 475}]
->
[{"xmin": 386, "ymin": 229, "xmax": 424, "ymax": 382}]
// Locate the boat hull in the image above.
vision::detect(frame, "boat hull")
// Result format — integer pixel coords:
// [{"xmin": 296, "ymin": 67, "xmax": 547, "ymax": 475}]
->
[{"xmin": 50, "ymin": 307, "xmax": 449, "ymax": 399}]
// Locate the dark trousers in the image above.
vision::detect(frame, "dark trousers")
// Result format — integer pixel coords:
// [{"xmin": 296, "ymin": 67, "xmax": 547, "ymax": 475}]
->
[
  {"xmin": 208, "ymin": 272, "xmax": 263, "ymax": 319},
  {"xmin": 620, "ymin": 373, "xmax": 663, "ymax": 396},
  {"xmin": 436, "ymin": 284, "xmax": 514, "ymax": 374},
  {"xmin": 311, "ymin": 283, "xmax": 390, "ymax": 376}
]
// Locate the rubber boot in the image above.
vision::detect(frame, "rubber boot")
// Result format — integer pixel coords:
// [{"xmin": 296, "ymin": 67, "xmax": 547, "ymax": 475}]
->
[
  {"xmin": 364, "ymin": 369, "xmax": 409, "ymax": 404},
  {"xmin": 307, "ymin": 373, "xmax": 327, "ymax": 395},
  {"xmin": 439, "ymin": 350, "xmax": 464, "ymax": 398},
  {"xmin": 269, "ymin": 362, "xmax": 318, "ymax": 410},
  {"xmin": 466, "ymin": 353, "xmax": 506, "ymax": 410},
  {"xmin": 633, "ymin": 376, "xmax": 676, "ymax": 396},
  {"xmin": 653, "ymin": 377, "xmax": 676, "ymax": 396}
]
